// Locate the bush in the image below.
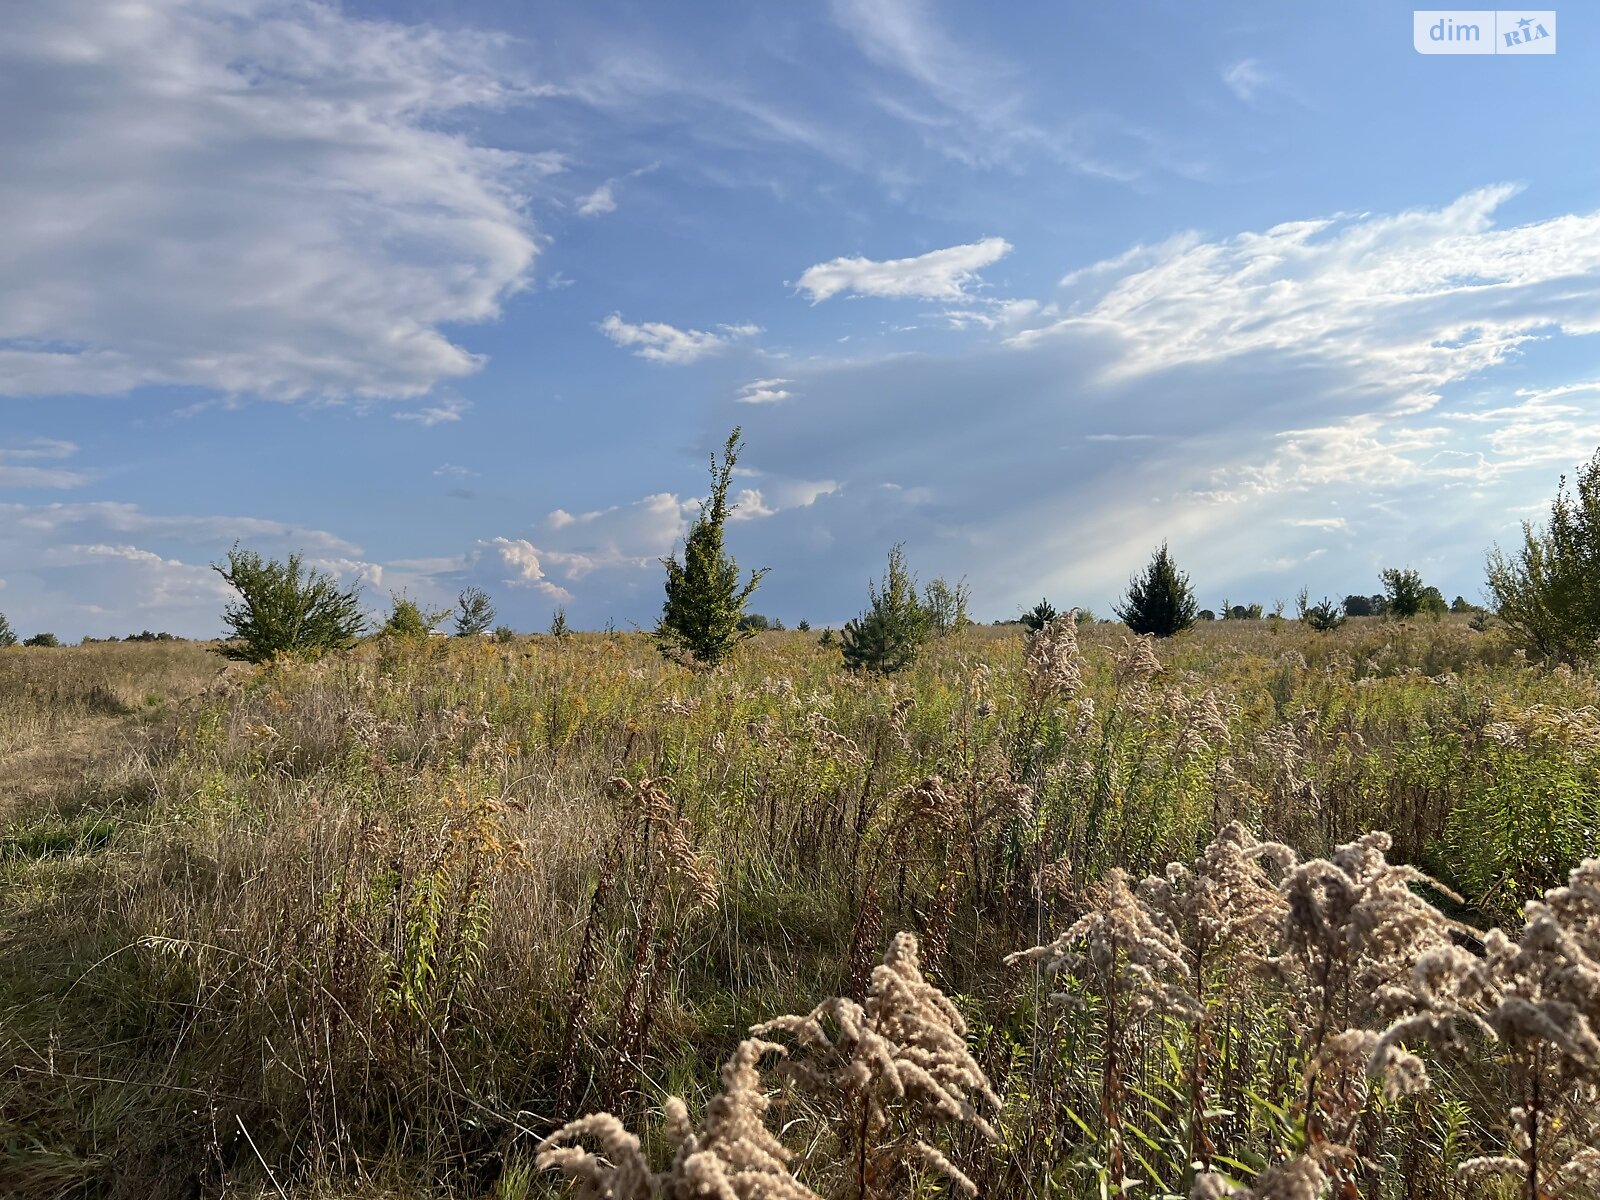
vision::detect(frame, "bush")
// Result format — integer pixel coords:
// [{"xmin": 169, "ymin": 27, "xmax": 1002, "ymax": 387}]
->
[
  {"xmin": 22, "ymin": 632, "xmax": 60, "ymax": 648},
  {"xmin": 656, "ymin": 428, "xmax": 768, "ymax": 667},
  {"xmin": 492, "ymin": 625, "xmax": 518, "ymax": 644},
  {"xmin": 736, "ymin": 613, "xmax": 772, "ymax": 632},
  {"xmin": 1343, "ymin": 594, "xmax": 1388, "ymax": 617},
  {"xmin": 1486, "ymin": 447, "xmax": 1600, "ymax": 664},
  {"xmin": 840, "ymin": 544, "xmax": 931, "ymax": 673},
  {"xmin": 1116, "ymin": 542, "xmax": 1197, "ymax": 637},
  {"xmin": 453, "ymin": 587, "xmax": 496, "ymax": 637},
  {"xmin": 381, "ymin": 594, "xmax": 449, "ymax": 640},
  {"xmin": 213, "ymin": 546, "xmax": 365, "ymax": 663}
]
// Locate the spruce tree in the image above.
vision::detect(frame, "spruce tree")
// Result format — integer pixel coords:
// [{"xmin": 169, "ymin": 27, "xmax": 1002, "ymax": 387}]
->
[
  {"xmin": 656, "ymin": 427, "xmax": 768, "ymax": 667},
  {"xmin": 0, "ymin": 609, "xmax": 15, "ymax": 648},
  {"xmin": 840, "ymin": 544, "xmax": 932, "ymax": 673},
  {"xmin": 1115, "ymin": 542, "xmax": 1197, "ymax": 638}
]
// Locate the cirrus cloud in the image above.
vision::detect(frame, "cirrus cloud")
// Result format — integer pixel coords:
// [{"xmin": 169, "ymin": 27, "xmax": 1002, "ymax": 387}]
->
[{"xmin": 796, "ymin": 236, "xmax": 1012, "ymax": 302}]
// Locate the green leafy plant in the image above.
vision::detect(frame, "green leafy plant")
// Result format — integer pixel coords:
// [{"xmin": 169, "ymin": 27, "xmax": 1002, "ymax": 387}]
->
[
  {"xmin": 453, "ymin": 586, "xmax": 496, "ymax": 637},
  {"xmin": 1116, "ymin": 542, "xmax": 1198, "ymax": 637},
  {"xmin": 0, "ymin": 610, "xmax": 15, "ymax": 648},
  {"xmin": 1296, "ymin": 587, "xmax": 1346, "ymax": 632},
  {"xmin": 1381, "ymin": 566, "xmax": 1428, "ymax": 619},
  {"xmin": 840, "ymin": 544, "xmax": 931, "ymax": 673},
  {"xmin": 22, "ymin": 632, "xmax": 60, "ymax": 648},
  {"xmin": 213, "ymin": 545, "xmax": 366, "ymax": 663},
  {"xmin": 655, "ymin": 427, "xmax": 768, "ymax": 668},
  {"xmin": 922, "ymin": 575, "xmax": 971, "ymax": 635},
  {"xmin": 1486, "ymin": 446, "xmax": 1600, "ymax": 663},
  {"xmin": 382, "ymin": 593, "xmax": 449, "ymax": 640}
]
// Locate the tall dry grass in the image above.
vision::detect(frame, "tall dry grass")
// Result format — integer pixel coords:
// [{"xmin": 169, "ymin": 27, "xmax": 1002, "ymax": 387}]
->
[{"xmin": 0, "ymin": 618, "xmax": 1595, "ymax": 1197}]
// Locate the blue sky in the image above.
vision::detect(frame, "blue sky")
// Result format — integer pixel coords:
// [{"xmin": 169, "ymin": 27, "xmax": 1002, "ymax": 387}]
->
[{"xmin": 2, "ymin": 0, "xmax": 1598, "ymax": 638}]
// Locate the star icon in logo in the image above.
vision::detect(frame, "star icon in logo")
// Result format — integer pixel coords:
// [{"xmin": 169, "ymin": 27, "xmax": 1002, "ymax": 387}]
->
[{"xmin": 1517, "ymin": 15, "xmax": 1534, "ymax": 29}]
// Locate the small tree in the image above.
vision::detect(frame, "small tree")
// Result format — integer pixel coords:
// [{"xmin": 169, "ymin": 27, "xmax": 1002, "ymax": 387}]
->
[
  {"xmin": 840, "ymin": 544, "xmax": 932, "ymax": 674},
  {"xmin": 0, "ymin": 610, "xmax": 15, "ymax": 648},
  {"xmin": 922, "ymin": 575, "xmax": 971, "ymax": 635},
  {"xmin": 1116, "ymin": 543, "xmax": 1197, "ymax": 638},
  {"xmin": 656, "ymin": 428, "xmax": 768, "ymax": 668},
  {"xmin": 549, "ymin": 607, "xmax": 570, "ymax": 638},
  {"xmin": 23, "ymin": 632, "xmax": 60, "ymax": 648},
  {"xmin": 454, "ymin": 586, "xmax": 496, "ymax": 637},
  {"xmin": 1487, "ymin": 447, "xmax": 1600, "ymax": 663},
  {"xmin": 214, "ymin": 546, "xmax": 365, "ymax": 663},
  {"xmin": 1296, "ymin": 587, "xmax": 1346, "ymax": 632},
  {"xmin": 1380, "ymin": 567, "xmax": 1427, "ymax": 619},
  {"xmin": 1021, "ymin": 598, "xmax": 1057, "ymax": 632}
]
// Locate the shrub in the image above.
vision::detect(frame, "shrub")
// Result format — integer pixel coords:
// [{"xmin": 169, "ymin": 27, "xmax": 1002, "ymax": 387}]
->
[
  {"xmin": 549, "ymin": 608, "xmax": 570, "ymax": 638},
  {"xmin": 1381, "ymin": 567, "xmax": 1428, "ymax": 618},
  {"xmin": 795, "ymin": 619, "xmax": 811, "ymax": 632},
  {"xmin": 492, "ymin": 625, "xmax": 518, "ymax": 643},
  {"xmin": 213, "ymin": 545, "xmax": 365, "ymax": 663},
  {"xmin": 840, "ymin": 544, "xmax": 931, "ymax": 673},
  {"xmin": 1486, "ymin": 447, "xmax": 1600, "ymax": 664},
  {"xmin": 0, "ymin": 610, "xmax": 15, "ymax": 648},
  {"xmin": 1296, "ymin": 588, "xmax": 1346, "ymax": 632},
  {"xmin": 453, "ymin": 586, "xmax": 496, "ymax": 637},
  {"xmin": 1343, "ymin": 593, "xmax": 1387, "ymax": 617},
  {"xmin": 736, "ymin": 613, "xmax": 771, "ymax": 632},
  {"xmin": 1116, "ymin": 542, "xmax": 1197, "ymax": 637},
  {"xmin": 656, "ymin": 428, "xmax": 768, "ymax": 668},
  {"xmin": 22, "ymin": 632, "xmax": 60, "ymax": 648},
  {"xmin": 381, "ymin": 593, "xmax": 449, "ymax": 640}
]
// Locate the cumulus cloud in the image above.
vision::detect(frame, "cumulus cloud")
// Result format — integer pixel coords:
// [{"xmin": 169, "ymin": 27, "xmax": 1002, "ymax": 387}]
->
[
  {"xmin": 0, "ymin": 0, "xmax": 546, "ymax": 401},
  {"xmin": 797, "ymin": 236, "xmax": 1012, "ymax": 302},
  {"xmin": 600, "ymin": 313, "xmax": 761, "ymax": 364}
]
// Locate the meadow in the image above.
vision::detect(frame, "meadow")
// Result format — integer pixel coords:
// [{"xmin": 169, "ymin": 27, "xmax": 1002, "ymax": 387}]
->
[{"xmin": 1, "ymin": 617, "xmax": 1597, "ymax": 1199}]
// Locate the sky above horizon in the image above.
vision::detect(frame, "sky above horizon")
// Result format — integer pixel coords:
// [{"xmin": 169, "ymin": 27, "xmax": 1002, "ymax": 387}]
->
[{"xmin": 3, "ymin": 0, "xmax": 1599, "ymax": 638}]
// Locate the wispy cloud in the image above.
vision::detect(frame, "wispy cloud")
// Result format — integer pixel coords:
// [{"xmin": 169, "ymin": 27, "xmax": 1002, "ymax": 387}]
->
[
  {"xmin": 797, "ymin": 237, "xmax": 1011, "ymax": 302},
  {"xmin": 1222, "ymin": 58, "xmax": 1271, "ymax": 101},
  {"xmin": 600, "ymin": 313, "xmax": 761, "ymax": 364},
  {"xmin": 0, "ymin": 438, "xmax": 89, "ymax": 488},
  {"xmin": 576, "ymin": 183, "xmax": 617, "ymax": 216},
  {"xmin": 737, "ymin": 378, "xmax": 795, "ymax": 405},
  {"xmin": 395, "ymin": 397, "xmax": 470, "ymax": 427}
]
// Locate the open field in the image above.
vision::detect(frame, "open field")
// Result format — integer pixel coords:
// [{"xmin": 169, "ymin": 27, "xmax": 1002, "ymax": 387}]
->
[{"xmin": 1, "ymin": 620, "xmax": 1597, "ymax": 1199}]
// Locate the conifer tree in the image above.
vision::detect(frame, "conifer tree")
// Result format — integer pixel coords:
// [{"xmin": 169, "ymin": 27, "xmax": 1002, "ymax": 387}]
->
[
  {"xmin": 656, "ymin": 427, "xmax": 768, "ymax": 667},
  {"xmin": 1115, "ymin": 543, "xmax": 1197, "ymax": 638},
  {"xmin": 213, "ymin": 546, "xmax": 366, "ymax": 663},
  {"xmin": 840, "ymin": 544, "xmax": 932, "ymax": 673},
  {"xmin": 0, "ymin": 609, "xmax": 15, "ymax": 648}
]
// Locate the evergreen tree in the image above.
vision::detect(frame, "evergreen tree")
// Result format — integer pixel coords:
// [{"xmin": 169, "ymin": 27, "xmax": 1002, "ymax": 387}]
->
[
  {"xmin": 0, "ymin": 609, "xmax": 15, "ymax": 648},
  {"xmin": 1115, "ymin": 543, "xmax": 1197, "ymax": 638},
  {"xmin": 656, "ymin": 427, "xmax": 768, "ymax": 667},
  {"xmin": 840, "ymin": 544, "xmax": 931, "ymax": 673},
  {"xmin": 453, "ymin": 586, "xmax": 496, "ymax": 637},
  {"xmin": 213, "ymin": 545, "xmax": 365, "ymax": 663},
  {"xmin": 1487, "ymin": 447, "xmax": 1600, "ymax": 663},
  {"xmin": 1021, "ymin": 598, "xmax": 1057, "ymax": 632}
]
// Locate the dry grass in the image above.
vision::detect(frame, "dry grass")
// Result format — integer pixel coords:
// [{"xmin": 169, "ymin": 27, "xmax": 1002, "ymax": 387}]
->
[{"xmin": 0, "ymin": 619, "xmax": 1595, "ymax": 1198}]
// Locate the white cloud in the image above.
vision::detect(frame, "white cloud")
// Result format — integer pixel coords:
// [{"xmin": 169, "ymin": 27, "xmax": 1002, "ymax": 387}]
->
[
  {"xmin": 1222, "ymin": 58, "xmax": 1270, "ymax": 102},
  {"xmin": 0, "ymin": 438, "xmax": 89, "ymax": 488},
  {"xmin": 736, "ymin": 378, "xmax": 795, "ymax": 405},
  {"xmin": 797, "ymin": 237, "xmax": 1012, "ymax": 302},
  {"xmin": 600, "ymin": 313, "xmax": 760, "ymax": 364},
  {"xmin": 576, "ymin": 183, "xmax": 617, "ymax": 217},
  {"xmin": 395, "ymin": 397, "xmax": 471, "ymax": 427},
  {"xmin": 0, "ymin": 0, "xmax": 546, "ymax": 401},
  {"xmin": 433, "ymin": 463, "xmax": 479, "ymax": 478}
]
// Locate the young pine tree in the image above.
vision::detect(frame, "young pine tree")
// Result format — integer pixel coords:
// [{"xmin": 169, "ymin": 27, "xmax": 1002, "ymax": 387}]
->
[
  {"xmin": 453, "ymin": 586, "xmax": 496, "ymax": 637},
  {"xmin": 213, "ymin": 546, "xmax": 366, "ymax": 663},
  {"xmin": 1115, "ymin": 542, "xmax": 1197, "ymax": 638},
  {"xmin": 0, "ymin": 609, "xmax": 15, "ymax": 648},
  {"xmin": 656, "ymin": 428, "xmax": 768, "ymax": 667},
  {"xmin": 840, "ymin": 544, "xmax": 932, "ymax": 673}
]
